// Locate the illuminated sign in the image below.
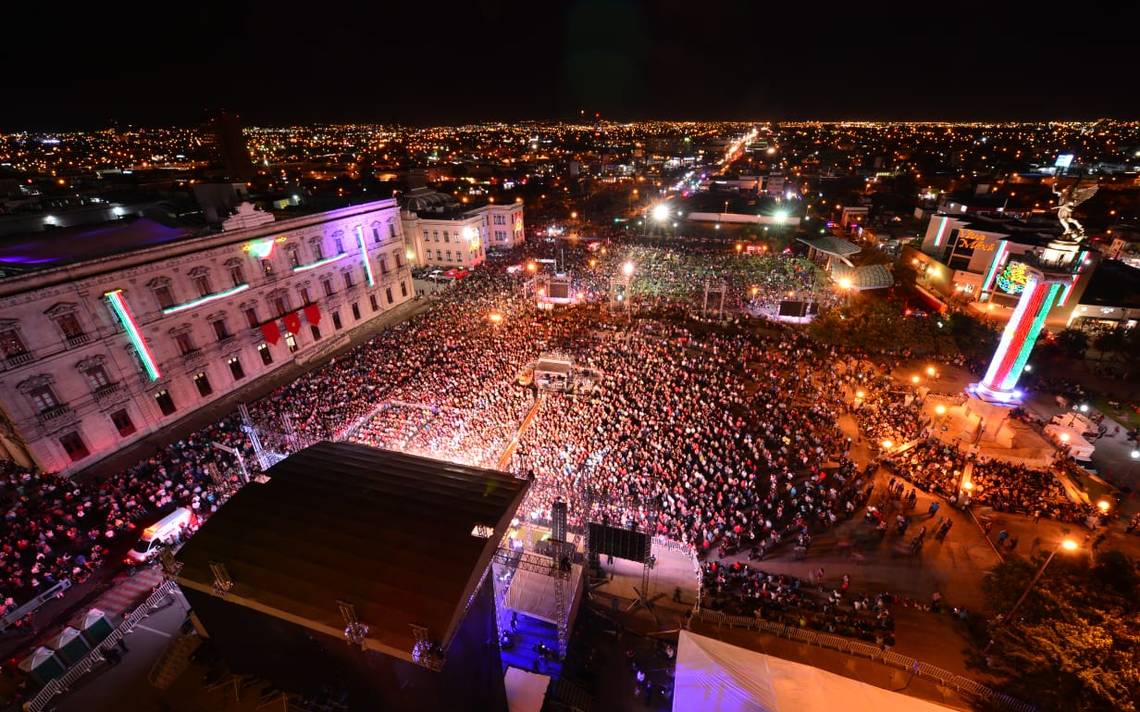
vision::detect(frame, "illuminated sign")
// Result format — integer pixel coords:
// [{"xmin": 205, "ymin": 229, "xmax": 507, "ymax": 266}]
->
[
  {"xmin": 1054, "ymin": 154, "xmax": 1074, "ymax": 169},
  {"xmin": 995, "ymin": 261, "xmax": 1029, "ymax": 295},
  {"xmin": 955, "ymin": 230, "xmax": 996, "ymax": 252}
]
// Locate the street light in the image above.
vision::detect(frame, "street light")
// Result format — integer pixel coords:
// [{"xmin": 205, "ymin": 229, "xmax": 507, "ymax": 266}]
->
[
  {"xmin": 935, "ymin": 404, "xmax": 947, "ymax": 416},
  {"xmin": 911, "ymin": 375, "xmax": 921, "ymax": 384},
  {"xmin": 986, "ymin": 537, "xmax": 1080, "ymax": 654},
  {"xmin": 881, "ymin": 439, "xmax": 894, "ymax": 450},
  {"xmin": 1096, "ymin": 499, "xmax": 1111, "ymax": 514},
  {"xmin": 622, "ymin": 261, "xmax": 635, "ymax": 278},
  {"xmin": 651, "ymin": 203, "xmax": 670, "ymax": 222},
  {"xmin": 926, "ymin": 366, "xmax": 937, "ymax": 377},
  {"xmin": 855, "ymin": 390, "xmax": 865, "ymax": 399},
  {"xmin": 837, "ymin": 277, "xmax": 853, "ymax": 290}
]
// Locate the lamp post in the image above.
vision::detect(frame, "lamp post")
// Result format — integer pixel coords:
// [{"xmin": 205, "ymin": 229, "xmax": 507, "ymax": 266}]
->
[{"xmin": 984, "ymin": 537, "xmax": 1078, "ymax": 652}]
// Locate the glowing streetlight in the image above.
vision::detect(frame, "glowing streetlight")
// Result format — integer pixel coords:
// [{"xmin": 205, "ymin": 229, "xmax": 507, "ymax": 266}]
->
[
  {"xmin": 488, "ymin": 312, "xmax": 503, "ymax": 324},
  {"xmin": 773, "ymin": 209, "xmax": 788, "ymax": 224},
  {"xmin": 881, "ymin": 439, "xmax": 894, "ymax": 450},
  {"xmin": 855, "ymin": 390, "xmax": 865, "ymax": 399},
  {"xmin": 1131, "ymin": 449, "xmax": 1139, "ymax": 460},
  {"xmin": 651, "ymin": 203, "xmax": 670, "ymax": 222},
  {"xmin": 622, "ymin": 261, "xmax": 635, "ymax": 278},
  {"xmin": 1060, "ymin": 432, "xmax": 1071, "ymax": 443},
  {"xmin": 837, "ymin": 277, "xmax": 853, "ymax": 290},
  {"xmin": 1096, "ymin": 500, "xmax": 1111, "ymax": 513},
  {"xmin": 526, "ymin": 261, "xmax": 537, "ymax": 273},
  {"xmin": 1060, "ymin": 538, "xmax": 1079, "ymax": 552},
  {"xmin": 926, "ymin": 366, "xmax": 937, "ymax": 377},
  {"xmin": 911, "ymin": 375, "xmax": 921, "ymax": 384},
  {"xmin": 570, "ymin": 211, "xmax": 578, "ymax": 219},
  {"xmin": 962, "ymin": 481, "xmax": 974, "ymax": 491},
  {"xmin": 935, "ymin": 404, "xmax": 947, "ymax": 416},
  {"xmin": 1078, "ymin": 403, "xmax": 1090, "ymax": 413}
]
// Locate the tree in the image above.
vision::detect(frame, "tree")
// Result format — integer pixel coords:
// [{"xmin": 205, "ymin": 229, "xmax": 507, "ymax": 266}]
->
[
  {"xmin": 1055, "ymin": 328, "xmax": 1090, "ymax": 358},
  {"xmin": 978, "ymin": 551, "xmax": 1140, "ymax": 712}
]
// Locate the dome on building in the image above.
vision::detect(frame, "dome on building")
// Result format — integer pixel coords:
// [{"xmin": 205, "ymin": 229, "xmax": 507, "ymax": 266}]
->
[{"xmin": 399, "ymin": 187, "xmax": 461, "ymax": 214}]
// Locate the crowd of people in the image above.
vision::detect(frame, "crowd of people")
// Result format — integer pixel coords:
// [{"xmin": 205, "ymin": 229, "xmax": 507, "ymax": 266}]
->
[{"xmin": 0, "ymin": 241, "xmax": 1102, "ymax": 641}]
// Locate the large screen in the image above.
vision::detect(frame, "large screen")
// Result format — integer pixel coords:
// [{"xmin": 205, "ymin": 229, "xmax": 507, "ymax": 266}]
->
[{"xmin": 588, "ymin": 523, "xmax": 648, "ymax": 563}]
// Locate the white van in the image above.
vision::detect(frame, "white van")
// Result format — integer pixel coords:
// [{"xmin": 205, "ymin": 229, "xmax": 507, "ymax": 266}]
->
[{"xmin": 125, "ymin": 507, "xmax": 197, "ymax": 564}]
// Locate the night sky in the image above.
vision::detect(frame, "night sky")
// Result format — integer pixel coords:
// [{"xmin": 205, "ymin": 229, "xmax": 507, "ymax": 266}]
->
[{"xmin": 4, "ymin": 0, "xmax": 1139, "ymax": 130}]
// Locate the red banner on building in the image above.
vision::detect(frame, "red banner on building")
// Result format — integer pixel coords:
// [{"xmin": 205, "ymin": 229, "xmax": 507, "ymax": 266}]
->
[
  {"xmin": 283, "ymin": 312, "xmax": 303, "ymax": 335},
  {"xmin": 260, "ymin": 320, "xmax": 281, "ymax": 345},
  {"xmin": 303, "ymin": 304, "xmax": 321, "ymax": 325}
]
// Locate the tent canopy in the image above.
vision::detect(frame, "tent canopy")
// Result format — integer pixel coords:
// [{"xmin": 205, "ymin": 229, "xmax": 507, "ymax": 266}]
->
[{"xmin": 674, "ymin": 631, "xmax": 955, "ymax": 712}]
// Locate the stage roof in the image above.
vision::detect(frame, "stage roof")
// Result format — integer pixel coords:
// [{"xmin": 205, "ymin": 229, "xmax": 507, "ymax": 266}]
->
[
  {"xmin": 831, "ymin": 263, "xmax": 895, "ymax": 291},
  {"xmin": 797, "ymin": 235, "xmax": 860, "ymax": 258},
  {"xmin": 176, "ymin": 441, "xmax": 530, "ymax": 663}
]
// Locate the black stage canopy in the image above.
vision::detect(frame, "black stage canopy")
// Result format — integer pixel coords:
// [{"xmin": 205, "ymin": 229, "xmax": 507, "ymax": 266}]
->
[{"xmin": 176, "ymin": 441, "xmax": 529, "ymax": 662}]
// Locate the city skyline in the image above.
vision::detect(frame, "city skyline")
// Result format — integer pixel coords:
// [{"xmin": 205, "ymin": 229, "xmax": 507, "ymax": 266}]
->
[{"xmin": 4, "ymin": 2, "xmax": 1140, "ymax": 130}]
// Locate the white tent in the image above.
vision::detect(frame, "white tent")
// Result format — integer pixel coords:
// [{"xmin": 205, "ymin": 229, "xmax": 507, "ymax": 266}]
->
[
  {"xmin": 674, "ymin": 631, "xmax": 955, "ymax": 712},
  {"xmin": 504, "ymin": 667, "xmax": 551, "ymax": 712}
]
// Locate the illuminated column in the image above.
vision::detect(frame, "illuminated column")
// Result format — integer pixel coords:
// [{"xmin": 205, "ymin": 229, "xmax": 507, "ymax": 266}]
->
[
  {"xmin": 354, "ymin": 226, "xmax": 376, "ymax": 287},
  {"xmin": 975, "ymin": 271, "xmax": 1063, "ymax": 404}
]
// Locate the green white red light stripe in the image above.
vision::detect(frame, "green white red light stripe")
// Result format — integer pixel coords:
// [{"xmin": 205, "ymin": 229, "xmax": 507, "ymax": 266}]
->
[
  {"xmin": 981, "ymin": 274, "xmax": 1039, "ymax": 391},
  {"xmin": 355, "ymin": 226, "xmax": 376, "ymax": 286},
  {"xmin": 999, "ymin": 282, "xmax": 1061, "ymax": 392},
  {"xmin": 932, "ymin": 216, "xmax": 950, "ymax": 247},
  {"xmin": 292, "ymin": 253, "xmax": 347, "ymax": 273},
  {"xmin": 105, "ymin": 289, "xmax": 161, "ymax": 381},
  {"xmin": 162, "ymin": 284, "xmax": 250, "ymax": 315},
  {"xmin": 1057, "ymin": 250, "xmax": 1087, "ymax": 307},
  {"xmin": 980, "ymin": 240, "xmax": 1008, "ymax": 296}
]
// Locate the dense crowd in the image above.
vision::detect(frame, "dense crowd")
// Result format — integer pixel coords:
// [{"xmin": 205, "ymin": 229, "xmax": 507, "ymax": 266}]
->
[{"xmin": 0, "ymin": 243, "xmax": 1096, "ymax": 635}]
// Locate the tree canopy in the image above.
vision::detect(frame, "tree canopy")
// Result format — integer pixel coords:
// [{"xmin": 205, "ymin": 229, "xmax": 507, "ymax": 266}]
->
[{"xmin": 979, "ymin": 550, "xmax": 1139, "ymax": 712}]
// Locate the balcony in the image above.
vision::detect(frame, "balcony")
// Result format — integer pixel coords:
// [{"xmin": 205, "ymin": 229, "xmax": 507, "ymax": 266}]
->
[
  {"xmin": 5, "ymin": 351, "xmax": 34, "ymax": 368},
  {"xmin": 93, "ymin": 381, "xmax": 125, "ymax": 404},
  {"xmin": 180, "ymin": 347, "xmax": 206, "ymax": 366},
  {"xmin": 37, "ymin": 404, "xmax": 72, "ymax": 424},
  {"xmin": 65, "ymin": 333, "xmax": 92, "ymax": 348}
]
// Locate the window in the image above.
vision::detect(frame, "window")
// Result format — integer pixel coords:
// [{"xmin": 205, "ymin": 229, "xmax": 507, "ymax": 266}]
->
[
  {"xmin": 59, "ymin": 432, "xmax": 89, "ymax": 462},
  {"xmin": 175, "ymin": 333, "xmax": 196, "ymax": 355},
  {"xmin": 372, "ymin": 226, "xmax": 381, "ymax": 243},
  {"xmin": 312, "ymin": 241, "xmax": 324, "ymax": 260},
  {"xmin": 273, "ymin": 295, "xmax": 289, "ymax": 318},
  {"xmin": 84, "ymin": 365, "xmax": 111, "ymax": 390},
  {"xmin": 212, "ymin": 319, "xmax": 230, "ymax": 341},
  {"xmin": 193, "ymin": 274, "xmax": 212, "ymax": 298},
  {"xmin": 288, "ymin": 247, "xmax": 301, "ymax": 268},
  {"xmin": 258, "ymin": 343, "xmax": 273, "ymax": 365},
  {"xmin": 154, "ymin": 389, "xmax": 176, "ymax": 416},
  {"xmin": 228, "ymin": 356, "xmax": 244, "ymax": 380},
  {"xmin": 262, "ymin": 259, "xmax": 274, "ymax": 276},
  {"xmin": 229, "ymin": 263, "xmax": 245, "ymax": 288},
  {"xmin": 154, "ymin": 285, "xmax": 175, "ymax": 309},
  {"xmin": 310, "ymin": 324, "xmax": 321, "ymax": 341},
  {"xmin": 394, "ymin": 251, "xmax": 404, "ymax": 268},
  {"xmin": 322, "ymin": 278, "xmax": 334, "ymax": 297},
  {"xmin": 385, "ymin": 287, "xmax": 393, "ymax": 304},
  {"xmin": 56, "ymin": 313, "xmax": 85, "ymax": 340},
  {"xmin": 111, "ymin": 409, "xmax": 136, "ymax": 437},
  {"xmin": 334, "ymin": 236, "xmax": 344, "ymax": 254},
  {"xmin": 285, "ymin": 333, "xmax": 299, "ymax": 353},
  {"xmin": 388, "ymin": 223, "xmax": 396, "ymax": 239},
  {"xmin": 436, "ymin": 250, "xmax": 442, "ymax": 261},
  {"xmin": 432, "ymin": 231, "xmax": 439, "ymax": 242},
  {"xmin": 244, "ymin": 307, "xmax": 259, "ymax": 329},
  {"xmin": 194, "ymin": 372, "xmax": 212, "ymax": 397},
  {"xmin": 343, "ymin": 272, "xmax": 354, "ymax": 289},
  {"xmin": 400, "ymin": 281, "xmax": 408, "ymax": 298},
  {"xmin": 332, "ymin": 311, "xmax": 343, "ymax": 330},
  {"xmin": 0, "ymin": 329, "xmax": 28, "ymax": 358},
  {"xmin": 29, "ymin": 385, "xmax": 59, "ymax": 412},
  {"xmin": 379, "ymin": 256, "xmax": 389, "ymax": 274},
  {"xmin": 443, "ymin": 231, "xmax": 450, "ymax": 243},
  {"xmin": 370, "ymin": 294, "xmax": 380, "ymax": 312},
  {"xmin": 351, "ymin": 303, "xmax": 361, "ymax": 321},
  {"xmin": 446, "ymin": 250, "xmax": 452, "ymax": 261},
  {"xmin": 300, "ymin": 287, "xmax": 312, "ymax": 305}
]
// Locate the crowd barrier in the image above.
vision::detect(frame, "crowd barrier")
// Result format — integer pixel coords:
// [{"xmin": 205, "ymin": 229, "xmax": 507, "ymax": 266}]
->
[
  {"xmin": 0, "ymin": 579, "xmax": 72, "ymax": 633},
  {"xmin": 689, "ymin": 608, "xmax": 1036, "ymax": 712},
  {"xmin": 22, "ymin": 579, "xmax": 178, "ymax": 712}
]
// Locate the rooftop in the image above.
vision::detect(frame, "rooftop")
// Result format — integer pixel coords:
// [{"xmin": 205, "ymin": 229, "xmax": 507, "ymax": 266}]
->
[
  {"xmin": 0, "ymin": 217, "xmax": 190, "ymax": 277},
  {"xmin": 175, "ymin": 442, "xmax": 529, "ymax": 662},
  {"xmin": 1079, "ymin": 258, "xmax": 1140, "ymax": 309}
]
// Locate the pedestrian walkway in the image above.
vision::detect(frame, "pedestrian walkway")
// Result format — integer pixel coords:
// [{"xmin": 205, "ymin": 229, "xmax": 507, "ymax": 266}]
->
[{"xmin": 90, "ymin": 567, "xmax": 163, "ymax": 617}]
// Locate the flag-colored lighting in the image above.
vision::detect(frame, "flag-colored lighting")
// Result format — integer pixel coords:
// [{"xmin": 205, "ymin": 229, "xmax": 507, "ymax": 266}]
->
[
  {"xmin": 105, "ymin": 289, "xmax": 161, "ymax": 381},
  {"xmin": 293, "ymin": 253, "xmax": 347, "ymax": 273},
  {"xmin": 355, "ymin": 226, "xmax": 375, "ymax": 286},
  {"xmin": 162, "ymin": 284, "xmax": 250, "ymax": 315}
]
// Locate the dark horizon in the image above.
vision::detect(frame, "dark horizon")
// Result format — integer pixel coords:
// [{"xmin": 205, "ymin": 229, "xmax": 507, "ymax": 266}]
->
[{"xmin": 4, "ymin": 1, "xmax": 1140, "ymax": 132}]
